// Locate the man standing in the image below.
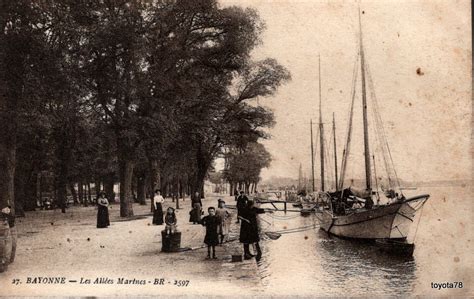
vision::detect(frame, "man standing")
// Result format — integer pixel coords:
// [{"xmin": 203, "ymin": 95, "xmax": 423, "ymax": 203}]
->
[
  {"xmin": 236, "ymin": 191, "xmax": 248, "ymax": 224},
  {"xmin": 238, "ymin": 200, "xmax": 266, "ymax": 260}
]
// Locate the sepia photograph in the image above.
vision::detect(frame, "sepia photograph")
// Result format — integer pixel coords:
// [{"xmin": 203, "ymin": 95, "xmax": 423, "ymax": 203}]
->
[{"xmin": 0, "ymin": 0, "xmax": 472, "ymax": 297}]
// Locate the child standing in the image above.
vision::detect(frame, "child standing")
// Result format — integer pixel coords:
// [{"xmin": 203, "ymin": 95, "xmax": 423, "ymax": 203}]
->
[
  {"xmin": 164, "ymin": 207, "xmax": 178, "ymax": 235},
  {"xmin": 216, "ymin": 199, "xmax": 231, "ymax": 244},
  {"xmin": 201, "ymin": 207, "xmax": 220, "ymax": 259}
]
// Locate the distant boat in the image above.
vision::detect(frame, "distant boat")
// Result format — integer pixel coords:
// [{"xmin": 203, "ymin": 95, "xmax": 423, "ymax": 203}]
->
[{"xmin": 315, "ymin": 10, "xmax": 429, "ymax": 243}]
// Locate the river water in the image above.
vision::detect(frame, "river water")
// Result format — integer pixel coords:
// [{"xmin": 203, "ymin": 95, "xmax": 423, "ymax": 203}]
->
[{"xmin": 253, "ymin": 186, "xmax": 473, "ymax": 296}]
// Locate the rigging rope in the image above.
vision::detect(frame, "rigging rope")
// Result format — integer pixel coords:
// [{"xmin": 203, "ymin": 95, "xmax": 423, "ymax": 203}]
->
[
  {"xmin": 365, "ymin": 59, "xmax": 402, "ymax": 192},
  {"xmin": 339, "ymin": 51, "xmax": 360, "ymax": 190}
]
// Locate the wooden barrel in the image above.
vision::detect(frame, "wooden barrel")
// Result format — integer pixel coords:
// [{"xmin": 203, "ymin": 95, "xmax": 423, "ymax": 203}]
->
[
  {"xmin": 161, "ymin": 231, "xmax": 181, "ymax": 252},
  {"xmin": 0, "ymin": 220, "xmax": 12, "ymax": 272}
]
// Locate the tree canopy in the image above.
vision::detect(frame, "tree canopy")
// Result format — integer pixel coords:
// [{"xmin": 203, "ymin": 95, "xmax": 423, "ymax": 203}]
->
[{"xmin": 0, "ymin": 0, "xmax": 290, "ymax": 218}]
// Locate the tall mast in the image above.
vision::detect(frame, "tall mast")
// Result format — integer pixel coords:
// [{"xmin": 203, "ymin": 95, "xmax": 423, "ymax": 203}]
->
[
  {"xmin": 359, "ymin": 9, "xmax": 372, "ymax": 192},
  {"xmin": 318, "ymin": 55, "xmax": 325, "ymax": 191},
  {"xmin": 332, "ymin": 113, "xmax": 338, "ymax": 191},
  {"xmin": 310, "ymin": 119, "xmax": 315, "ymax": 192},
  {"xmin": 298, "ymin": 163, "xmax": 303, "ymax": 191}
]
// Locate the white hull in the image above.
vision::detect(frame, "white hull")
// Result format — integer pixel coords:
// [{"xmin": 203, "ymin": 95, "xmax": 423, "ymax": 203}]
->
[{"xmin": 316, "ymin": 195, "xmax": 429, "ymax": 239}]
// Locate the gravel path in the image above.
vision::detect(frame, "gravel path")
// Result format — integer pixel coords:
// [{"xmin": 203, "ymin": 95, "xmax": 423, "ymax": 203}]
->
[{"xmin": 0, "ymin": 194, "xmax": 262, "ymax": 297}]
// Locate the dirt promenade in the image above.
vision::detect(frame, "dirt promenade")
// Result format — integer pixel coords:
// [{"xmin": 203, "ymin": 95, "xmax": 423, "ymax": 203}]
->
[{"xmin": 0, "ymin": 194, "xmax": 262, "ymax": 297}]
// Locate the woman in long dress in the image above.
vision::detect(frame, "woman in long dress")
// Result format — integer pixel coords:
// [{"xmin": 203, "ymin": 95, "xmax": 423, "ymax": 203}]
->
[
  {"xmin": 152, "ymin": 190, "xmax": 164, "ymax": 225},
  {"xmin": 97, "ymin": 193, "xmax": 110, "ymax": 228}
]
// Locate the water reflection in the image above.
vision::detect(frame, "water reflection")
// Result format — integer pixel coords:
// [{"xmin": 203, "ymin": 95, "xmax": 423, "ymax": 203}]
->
[{"xmin": 255, "ymin": 212, "xmax": 417, "ymax": 296}]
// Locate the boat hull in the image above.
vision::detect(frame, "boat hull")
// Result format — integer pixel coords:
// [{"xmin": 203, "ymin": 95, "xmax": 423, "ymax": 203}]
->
[{"xmin": 316, "ymin": 195, "xmax": 429, "ymax": 239}]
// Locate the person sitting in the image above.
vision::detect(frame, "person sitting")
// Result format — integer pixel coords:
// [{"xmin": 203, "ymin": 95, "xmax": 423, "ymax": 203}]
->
[
  {"xmin": 164, "ymin": 207, "xmax": 178, "ymax": 235},
  {"xmin": 352, "ymin": 201, "xmax": 362, "ymax": 209}
]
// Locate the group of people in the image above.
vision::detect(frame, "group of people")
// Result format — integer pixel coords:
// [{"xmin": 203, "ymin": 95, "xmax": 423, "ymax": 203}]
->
[
  {"xmin": 97, "ymin": 187, "xmax": 266, "ymax": 261},
  {"xmin": 152, "ymin": 189, "xmax": 178, "ymax": 235}
]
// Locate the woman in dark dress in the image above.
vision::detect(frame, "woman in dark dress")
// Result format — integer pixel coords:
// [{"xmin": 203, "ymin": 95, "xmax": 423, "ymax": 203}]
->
[
  {"xmin": 152, "ymin": 190, "xmax": 164, "ymax": 225},
  {"xmin": 97, "ymin": 193, "xmax": 110, "ymax": 228},
  {"xmin": 239, "ymin": 200, "xmax": 266, "ymax": 260},
  {"xmin": 201, "ymin": 207, "xmax": 220, "ymax": 259}
]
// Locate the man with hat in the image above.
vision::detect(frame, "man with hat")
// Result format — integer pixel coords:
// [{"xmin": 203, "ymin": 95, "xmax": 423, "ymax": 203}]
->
[{"xmin": 236, "ymin": 191, "xmax": 248, "ymax": 224}]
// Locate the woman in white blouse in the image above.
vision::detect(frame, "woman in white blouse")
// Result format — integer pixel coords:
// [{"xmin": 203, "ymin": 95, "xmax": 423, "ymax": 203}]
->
[{"xmin": 152, "ymin": 190, "xmax": 165, "ymax": 225}]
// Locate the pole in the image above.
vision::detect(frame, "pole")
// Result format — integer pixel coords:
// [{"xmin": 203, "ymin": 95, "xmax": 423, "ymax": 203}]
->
[
  {"xmin": 333, "ymin": 113, "xmax": 338, "ymax": 191},
  {"xmin": 359, "ymin": 8, "xmax": 372, "ymax": 192},
  {"xmin": 318, "ymin": 55, "xmax": 325, "ymax": 191},
  {"xmin": 310, "ymin": 119, "xmax": 315, "ymax": 192}
]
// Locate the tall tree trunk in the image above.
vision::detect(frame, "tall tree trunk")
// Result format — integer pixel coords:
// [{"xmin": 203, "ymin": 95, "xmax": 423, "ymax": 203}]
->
[
  {"xmin": 69, "ymin": 183, "xmax": 78, "ymax": 204},
  {"xmin": 87, "ymin": 182, "xmax": 92, "ymax": 204},
  {"xmin": 104, "ymin": 174, "xmax": 115, "ymax": 203},
  {"xmin": 137, "ymin": 174, "xmax": 146, "ymax": 205},
  {"xmin": 56, "ymin": 151, "xmax": 69, "ymax": 213},
  {"xmin": 193, "ymin": 147, "xmax": 212, "ymax": 199},
  {"xmin": 0, "ymin": 104, "xmax": 17, "ymax": 215},
  {"xmin": 119, "ymin": 159, "xmax": 134, "ymax": 217},
  {"xmin": 95, "ymin": 179, "xmax": 101, "ymax": 197},
  {"xmin": 132, "ymin": 175, "xmax": 138, "ymax": 203},
  {"xmin": 78, "ymin": 180, "xmax": 84, "ymax": 204},
  {"xmin": 13, "ymin": 162, "xmax": 27, "ymax": 216}
]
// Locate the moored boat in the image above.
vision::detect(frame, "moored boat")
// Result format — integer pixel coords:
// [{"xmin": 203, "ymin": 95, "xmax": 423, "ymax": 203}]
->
[{"xmin": 315, "ymin": 10, "xmax": 429, "ymax": 245}]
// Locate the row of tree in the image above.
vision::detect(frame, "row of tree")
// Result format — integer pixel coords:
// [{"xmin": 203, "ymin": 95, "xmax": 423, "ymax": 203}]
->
[{"xmin": 0, "ymin": 0, "xmax": 290, "ymax": 217}]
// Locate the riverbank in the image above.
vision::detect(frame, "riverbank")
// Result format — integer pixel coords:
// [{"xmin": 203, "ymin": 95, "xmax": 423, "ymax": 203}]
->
[{"xmin": 0, "ymin": 194, "xmax": 262, "ymax": 297}]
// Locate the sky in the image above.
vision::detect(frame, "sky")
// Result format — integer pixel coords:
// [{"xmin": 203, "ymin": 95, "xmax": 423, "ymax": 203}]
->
[{"xmin": 219, "ymin": 0, "xmax": 472, "ymax": 182}]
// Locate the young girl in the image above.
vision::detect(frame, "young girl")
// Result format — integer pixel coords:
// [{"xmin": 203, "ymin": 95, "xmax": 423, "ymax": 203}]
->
[
  {"xmin": 164, "ymin": 207, "xmax": 178, "ymax": 235},
  {"xmin": 201, "ymin": 207, "xmax": 220, "ymax": 259},
  {"xmin": 216, "ymin": 199, "xmax": 231, "ymax": 244}
]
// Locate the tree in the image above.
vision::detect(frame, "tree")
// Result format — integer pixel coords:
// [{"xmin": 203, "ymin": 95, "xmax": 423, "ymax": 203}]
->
[
  {"xmin": 223, "ymin": 142, "xmax": 271, "ymax": 193},
  {"xmin": 0, "ymin": 0, "xmax": 48, "ymax": 213}
]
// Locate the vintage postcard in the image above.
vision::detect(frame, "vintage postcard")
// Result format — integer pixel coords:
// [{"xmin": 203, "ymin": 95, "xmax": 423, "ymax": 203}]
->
[{"xmin": 0, "ymin": 0, "xmax": 471, "ymax": 297}]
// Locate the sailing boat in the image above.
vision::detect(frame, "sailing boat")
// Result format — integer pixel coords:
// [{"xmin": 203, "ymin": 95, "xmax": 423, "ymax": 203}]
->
[{"xmin": 315, "ymin": 10, "xmax": 429, "ymax": 242}]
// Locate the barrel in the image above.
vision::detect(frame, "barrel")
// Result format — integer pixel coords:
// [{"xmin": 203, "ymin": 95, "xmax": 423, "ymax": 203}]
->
[
  {"xmin": 161, "ymin": 231, "xmax": 181, "ymax": 252},
  {"xmin": 0, "ymin": 220, "xmax": 12, "ymax": 272}
]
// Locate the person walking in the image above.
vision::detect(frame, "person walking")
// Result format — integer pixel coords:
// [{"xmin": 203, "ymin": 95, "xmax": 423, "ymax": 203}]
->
[
  {"xmin": 152, "ymin": 190, "xmax": 164, "ymax": 225},
  {"xmin": 189, "ymin": 191, "xmax": 202, "ymax": 224},
  {"xmin": 236, "ymin": 191, "xmax": 248, "ymax": 224},
  {"xmin": 96, "ymin": 192, "xmax": 110, "ymax": 228},
  {"xmin": 239, "ymin": 200, "xmax": 267, "ymax": 260}
]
